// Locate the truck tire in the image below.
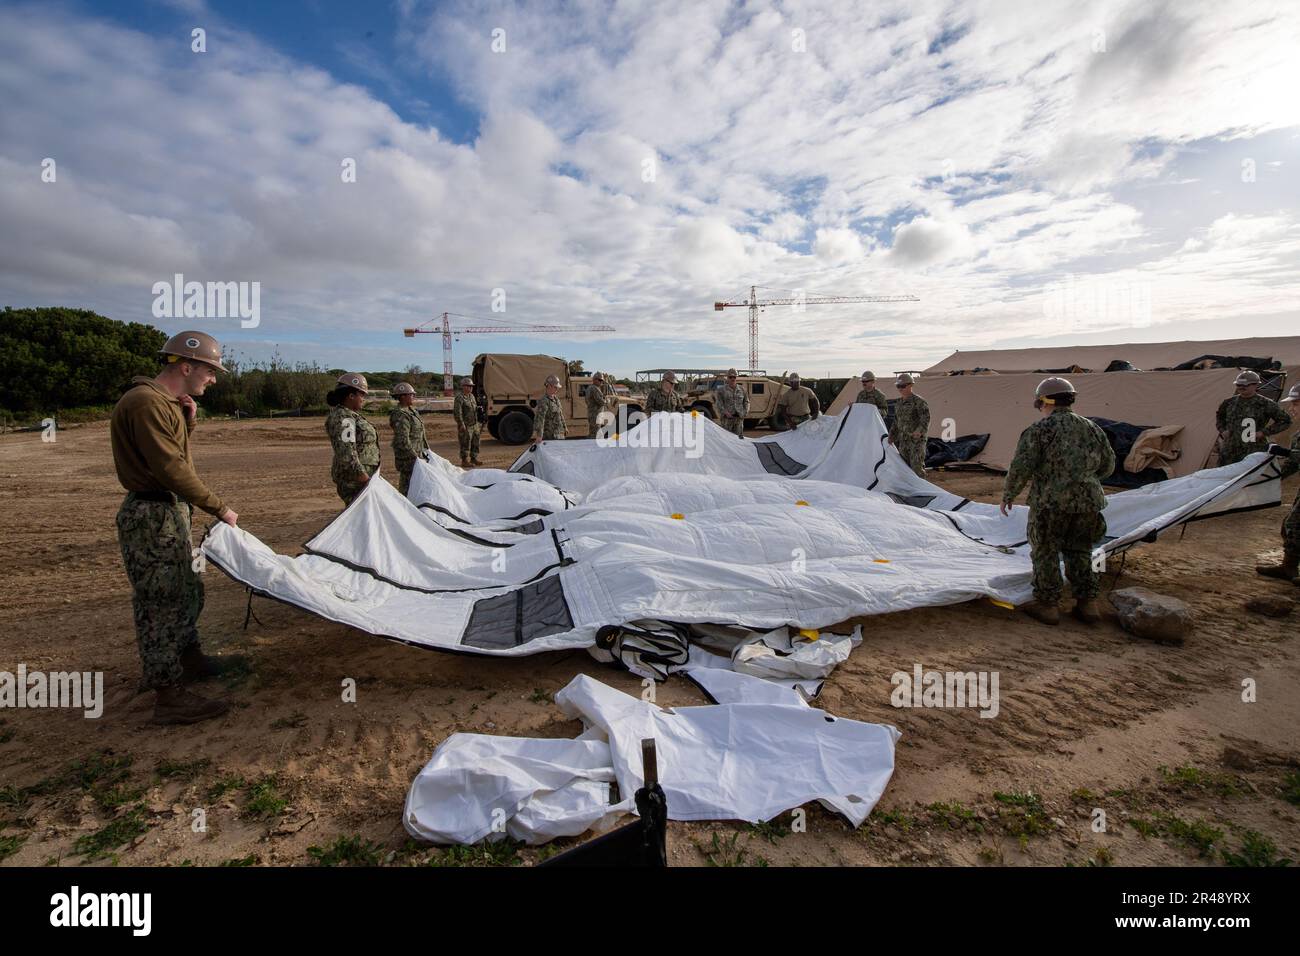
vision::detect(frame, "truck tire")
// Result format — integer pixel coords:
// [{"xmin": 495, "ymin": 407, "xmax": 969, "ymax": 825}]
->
[
  {"xmin": 690, "ymin": 403, "xmax": 715, "ymax": 420},
  {"xmin": 486, "ymin": 416, "xmax": 501, "ymax": 440},
  {"xmin": 498, "ymin": 410, "xmax": 534, "ymax": 445}
]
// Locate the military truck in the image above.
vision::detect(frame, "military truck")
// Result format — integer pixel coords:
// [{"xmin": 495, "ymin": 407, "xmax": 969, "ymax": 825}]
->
[
  {"xmin": 474, "ymin": 353, "xmax": 642, "ymax": 444},
  {"xmin": 679, "ymin": 373, "xmax": 791, "ymax": 430}
]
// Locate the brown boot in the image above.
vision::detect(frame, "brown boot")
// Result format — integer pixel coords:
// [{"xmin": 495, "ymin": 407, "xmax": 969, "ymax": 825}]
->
[
  {"xmin": 1022, "ymin": 601, "xmax": 1060, "ymax": 625},
  {"xmin": 1073, "ymin": 598, "xmax": 1101, "ymax": 624},
  {"xmin": 152, "ymin": 685, "xmax": 230, "ymax": 725},
  {"xmin": 1255, "ymin": 551, "xmax": 1299, "ymax": 581},
  {"xmin": 460, "ymin": 456, "xmax": 470, "ymax": 467},
  {"xmin": 180, "ymin": 645, "xmax": 249, "ymax": 683},
  {"xmin": 471, "ymin": 457, "xmax": 482, "ymax": 466}
]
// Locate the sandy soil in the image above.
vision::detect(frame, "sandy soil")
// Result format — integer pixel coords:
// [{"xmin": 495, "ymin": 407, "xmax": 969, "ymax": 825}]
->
[{"xmin": 1, "ymin": 414, "xmax": 1297, "ymax": 868}]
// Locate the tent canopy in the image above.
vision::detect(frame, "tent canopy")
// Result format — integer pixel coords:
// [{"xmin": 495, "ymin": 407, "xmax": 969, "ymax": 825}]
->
[{"xmin": 922, "ymin": 336, "xmax": 1300, "ymax": 375}]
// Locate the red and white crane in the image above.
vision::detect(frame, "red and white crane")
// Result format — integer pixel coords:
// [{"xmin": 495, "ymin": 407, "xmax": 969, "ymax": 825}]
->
[
  {"xmin": 404, "ymin": 312, "xmax": 616, "ymax": 394},
  {"xmin": 714, "ymin": 285, "xmax": 919, "ymax": 370}
]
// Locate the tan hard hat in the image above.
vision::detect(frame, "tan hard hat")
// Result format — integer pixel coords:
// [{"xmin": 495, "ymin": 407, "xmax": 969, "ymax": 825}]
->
[
  {"xmin": 592, "ymin": 371, "xmax": 604, "ymax": 381},
  {"xmin": 336, "ymin": 372, "xmax": 369, "ymax": 394},
  {"xmin": 161, "ymin": 331, "xmax": 226, "ymax": 373},
  {"xmin": 1234, "ymin": 370, "xmax": 1262, "ymax": 386},
  {"xmin": 1281, "ymin": 383, "xmax": 1300, "ymax": 403},
  {"xmin": 895, "ymin": 373, "xmax": 914, "ymax": 387},
  {"xmin": 663, "ymin": 371, "xmax": 676, "ymax": 382},
  {"xmin": 1035, "ymin": 376, "xmax": 1076, "ymax": 398},
  {"xmin": 727, "ymin": 368, "xmax": 738, "ymax": 377},
  {"xmin": 861, "ymin": 371, "xmax": 875, "ymax": 382},
  {"xmin": 460, "ymin": 376, "xmax": 474, "ymax": 387},
  {"xmin": 544, "ymin": 374, "xmax": 560, "ymax": 387},
  {"xmin": 391, "ymin": 382, "xmax": 415, "ymax": 396},
  {"xmin": 788, "ymin": 372, "xmax": 801, "ymax": 382}
]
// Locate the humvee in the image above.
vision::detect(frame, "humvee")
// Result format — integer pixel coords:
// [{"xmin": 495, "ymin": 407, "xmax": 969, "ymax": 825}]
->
[
  {"xmin": 474, "ymin": 353, "xmax": 642, "ymax": 445},
  {"xmin": 680, "ymin": 374, "xmax": 792, "ymax": 430}
]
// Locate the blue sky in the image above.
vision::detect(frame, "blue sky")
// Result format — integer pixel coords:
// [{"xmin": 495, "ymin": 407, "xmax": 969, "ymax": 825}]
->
[{"xmin": 2, "ymin": 0, "xmax": 1298, "ymax": 377}]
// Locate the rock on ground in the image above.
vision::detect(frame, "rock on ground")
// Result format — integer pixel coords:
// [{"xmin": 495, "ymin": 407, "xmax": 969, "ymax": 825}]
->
[{"xmin": 1109, "ymin": 587, "xmax": 1194, "ymax": 645}]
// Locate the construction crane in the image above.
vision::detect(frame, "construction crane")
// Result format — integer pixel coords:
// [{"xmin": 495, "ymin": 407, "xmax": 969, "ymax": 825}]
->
[
  {"xmin": 404, "ymin": 312, "xmax": 616, "ymax": 395},
  {"xmin": 713, "ymin": 285, "xmax": 919, "ymax": 370}
]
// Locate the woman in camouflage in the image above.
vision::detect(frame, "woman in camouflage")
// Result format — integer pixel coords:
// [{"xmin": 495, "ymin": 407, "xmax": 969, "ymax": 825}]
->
[{"xmin": 324, "ymin": 373, "xmax": 380, "ymax": 505}]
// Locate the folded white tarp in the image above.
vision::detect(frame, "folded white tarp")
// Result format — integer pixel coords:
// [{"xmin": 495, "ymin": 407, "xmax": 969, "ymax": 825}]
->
[
  {"xmin": 402, "ymin": 673, "xmax": 900, "ymax": 844},
  {"xmin": 201, "ymin": 407, "xmax": 1284, "ymax": 657}
]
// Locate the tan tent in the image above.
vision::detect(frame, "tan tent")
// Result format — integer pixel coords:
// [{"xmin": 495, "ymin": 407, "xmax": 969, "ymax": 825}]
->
[{"xmin": 921, "ymin": 335, "xmax": 1300, "ymax": 375}]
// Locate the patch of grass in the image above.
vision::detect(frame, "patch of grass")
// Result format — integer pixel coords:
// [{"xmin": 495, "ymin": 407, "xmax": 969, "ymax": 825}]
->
[
  {"xmin": 93, "ymin": 784, "xmax": 145, "ymax": 812},
  {"xmin": 1158, "ymin": 813, "xmax": 1224, "ymax": 859},
  {"xmin": 977, "ymin": 844, "xmax": 1003, "ymax": 865},
  {"xmin": 747, "ymin": 817, "xmax": 792, "ymax": 845},
  {"xmin": 242, "ymin": 776, "xmax": 289, "ymax": 820},
  {"xmin": 992, "ymin": 790, "xmax": 1053, "ymax": 839},
  {"xmin": 205, "ymin": 774, "xmax": 246, "ymax": 801},
  {"xmin": 1220, "ymin": 830, "xmax": 1292, "ymax": 868},
  {"xmin": 0, "ymin": 832, "xmax": 27, "ymax": 862},
  {"xmin": 872, "ymin": 808, "xmax": 918, "ymax": 832},
  {"xmin": 1280, "ymin": 771, "xmax": 1300, "ymax": 808},
  {"xmin": 700, "ymin": 831, "xmax": 749, "ymax": 867},
  {"xmin": 73, "ymin": 807, "xmax": 148, "ymax": 862},
  {"xmin": 1069, "ymin": 787, "xmax": 1097, "ymax": 802},
  {"xmin": 926, "ymin": 801, "xmax": 980, "ymax": 831},
  {"xmin": 307, "ymin": 835, "xmax": 384, "ymax": 867},
  {"xmin": 1087, "ymin": 847, "xmax": 1115, "ymax": 867},
  {"xmin": 155, "ymin": 758, "xmax": 211, "ymax": 781},
  {"xmin": 426, "ymin": 839, "xmax": 523, "ymax": 867},
  {"xmin": 528, "ymin": 688, "xmax": 551, "ymax": 705},
  {"xmin": 1158, "ymin": 764, "xmax": 1247, "ymax": 798},
  {"xmin": 220, "ymin": 854, "xmax": 260, "ymax": 867},
  {"xmin": 0, "ymin": 785, "xmax": 27, "ymax": 810},
  {"xmin": 270, "ymin": 712, "xmax": 308, "ymax": 730},
  {"xmin": 1129, "ymin": 817, "xmax": 1159, "ymax": 839}
]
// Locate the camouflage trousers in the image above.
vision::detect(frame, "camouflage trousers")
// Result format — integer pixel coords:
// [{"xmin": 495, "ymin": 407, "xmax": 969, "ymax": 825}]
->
[
  {"xmin": 720, "ymin": 416, "xmax": 745, "ymax": 438},
  {"xmin": 1027, "ymin": 507, "xmax": 1107, "ymax": 605},
  {"xmin": 116, "ymin": 493, "xmax": 203, "ymax": 690},
  {"xmin": 895, "ymin": 438, "xmax": 927, "ymax": 477},
  {"xmin": 1282, "ymin": 492, "xmax": 1300, "ymax": 557},
  {"xmin": 786, "ymin": 413, "xmax": 810, "ymax": 429},
  {"xmin": 458, "ymin": 424, "xmax": 481, "ymax": 460},
  {"xmin": 395, "ymin": 457, "xmax": 416, "ymax": 497},
  {"xmin": 335, "ymin": 465, "xmax": 378, "ymax": 506}
]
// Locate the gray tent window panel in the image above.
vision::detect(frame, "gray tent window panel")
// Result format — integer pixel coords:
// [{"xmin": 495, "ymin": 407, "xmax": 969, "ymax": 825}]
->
[
  {"xmin": 512, "ymin": 460, "xmax": 536, "ymax": 476},
  {"xmin": 510, "ymin": 519, "xmax": 546, "ymax": 535},
  {"xmin": 755, "ymin": 442, "xmax": 807, "ymax": 476},
  {"xmin": 461, "ymin": 576, "xmax": 573, "ymax": 650},
  {"xmin": 885, "ymin": 492, "xmax": 937, "ymax": 508}
]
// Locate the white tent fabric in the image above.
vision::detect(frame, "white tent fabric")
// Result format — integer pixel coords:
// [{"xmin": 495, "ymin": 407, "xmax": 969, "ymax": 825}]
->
[
  {"xmin": 201, "ymin": 407, "xmax": 1285, "ymax": 658},
  {"xmin": 401, "ymin": 673, "xmax": 900, "ymax": 844}
]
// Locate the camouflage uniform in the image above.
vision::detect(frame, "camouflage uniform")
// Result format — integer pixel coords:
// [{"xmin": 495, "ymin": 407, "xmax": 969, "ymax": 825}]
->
[
  {"xmin": 1279, "ymin": 431, "xmax": 1300, "ymax": 558},
  {"xmin": 389, "ymin": 404, "xmax": 430, "ymax": 494},
  {"xmin": 855, "ymin": 386, "xmax": 889, "ymax": 418},
  {"xmin": 326, "ymin": 406, "xmax": 380, "ymax": 505},
  {"xmin": 644, "ymin": 387, "xmax": 682, "ymax": 415},
  {"xmin": 891, "ymin": 394, "xmax": 930, "ymax": 476},
  {"xmin": 1215, "ymin": 394, "xmax": 1292, "ymax": 465},
  {"xmin": 717, "ymin": 382, "xmax": 749, "ymax": 437},
  {"xmin": 1002, "ymin": 408, "xmax": 1116, "ymax": 605},
  {"xmin": 452, "ymin": 391, "xmax": 481, "ymax": 463},
  {"xmin": 586, "ymin": 381, "xmax": 613, "ymax": 436},
  {"xmin": 534, "ymin": 394, "xmax": 567, "ymax": 440},
  {"xmin": 778, "ymin": 385, "xmax": 820, "ymax": 428}
]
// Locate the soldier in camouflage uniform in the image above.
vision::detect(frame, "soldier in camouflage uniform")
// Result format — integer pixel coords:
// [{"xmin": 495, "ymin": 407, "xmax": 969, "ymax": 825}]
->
[
  {"xmin": 532, "ymin": 374, "xmax": 567, "ymax": 442},
  {"xmin": 325, "ymin": 372, "xmax": 380, "ymax": 505},
  {"xmin": 389, "ymin": 382, "xmax": 431, "ymax": 493},
  {"xmin": 1256, "ymin": 384, "xmax": 1300, "ymax": 585},
  {"xmin": 717, "ymin": 368, "xmax": 749, "ymax": 438},
  {"xmin": 1215, "ymin": 370, "xmax": 1292, "ymax": 465},
  {"xmin": 1000, "ymin": 377, "xmax": 1116, "ymax": 625},
  {"xmin": 854, "ymin": 370, "xmax": 889, "ymax": 419},
  {"xmin": 644, "ymin": 371, "xmax": 682, "ymax": 415},
  {"xmin": 777, "ymin": 373, "xmax": 820, "ymax": 428},
  {"xmin": 586, "ymin": 371, "xmax": 614, "ymax": 437},
  {"xmin": 453, "ymin": 376, "xmax": 482, "ymax": 467},
  {"xmin": 890, "ymin": 373, "xmax": 930, "ymax": 476},
  {"xmin": 110, "ymin": 330, "xmax": 242, "ymax": 724}
]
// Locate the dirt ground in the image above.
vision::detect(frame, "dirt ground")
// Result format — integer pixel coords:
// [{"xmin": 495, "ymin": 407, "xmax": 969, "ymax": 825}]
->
[{"xmin": 1, "ymin": 413, "xmax": 1298, "ymax": 868}]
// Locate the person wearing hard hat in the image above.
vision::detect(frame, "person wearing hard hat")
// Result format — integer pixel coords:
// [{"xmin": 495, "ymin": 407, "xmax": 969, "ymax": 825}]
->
[
  {"xmin": 109, "ymin": 330, "xmax": 242, "ymax": 725},
  {"xmin": 999, "ymin": 377, "xmax": 1115, "ymax": 626},
  {"xmin": 389, "ymin": 382, "xmax": 432, "ymax": 491},
  {"xmin": 1256, "ymin": 383, "xmax": 1300, "ymax": 586},
  {"xmin": 890, "ymin": 373, "xmax": 929, "ymax": 476},
  {"xmin": 854, "ymin": 370, "xmax": 888, "ymax": 418},
  {"xmin": 325, "ymin": 372, "xmax": 380, "ymax": 505},
  {"xmin": 776, "ymin": 372, "xmax": 820, "ymax": 429},
  {"xmin": 586, "ymin": 371, "xmax": 614, "ymax": 437},
  {"xmin": 717, "ymin": 368, "xmax": 749, "ymax": 438},
  {"xmin": 1215, "ymin": 370, "xmax": 1293, "ymax": 465},
  {"xmin": 452, "ymin": 376, "xmax": 482, "ymax": 468},
  {"xmin": 532, "ymin": 374, "xmax": 567, "ymax": 443},
  {"xmin": 644, "ymin": 371, "xmax": 682, "ymax": 415}
]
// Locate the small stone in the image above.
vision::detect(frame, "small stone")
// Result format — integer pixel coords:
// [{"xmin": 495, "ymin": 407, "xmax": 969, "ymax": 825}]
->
[
  {"xmin": 1109, "ymin": 587, "xmax": 1193, "ymax": 645},
  {"xmin": 1245, "ymin": 595, "xmax": 1295, "ymax": 618}
]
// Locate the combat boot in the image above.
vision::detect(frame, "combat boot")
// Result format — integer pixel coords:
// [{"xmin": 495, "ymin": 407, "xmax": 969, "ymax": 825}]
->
[
  {"xmin": 1255, "ymin": 551, "xmax": 1299, "ymax": 582},
  {"xmin": 460, "ymin": 455, "xmax": 470, "ymax": 467},
  {"xmin": 1021, "ymin": 601, "xmax": 1060, "ymax": 625},
  {"xmin": 180, "ymin": 645, "xmax": 249, "ymax": 683},
  {"xmin": 471, "ymin": 457, "xmax": 482, "ymax": 466},
  {"xmin": 1073, "ymin": 598, "xmax": 1101, "ymax": 624},
  {"xmin": 152, "ymin": 685, "xmax": 229, "ymax": 725}
]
